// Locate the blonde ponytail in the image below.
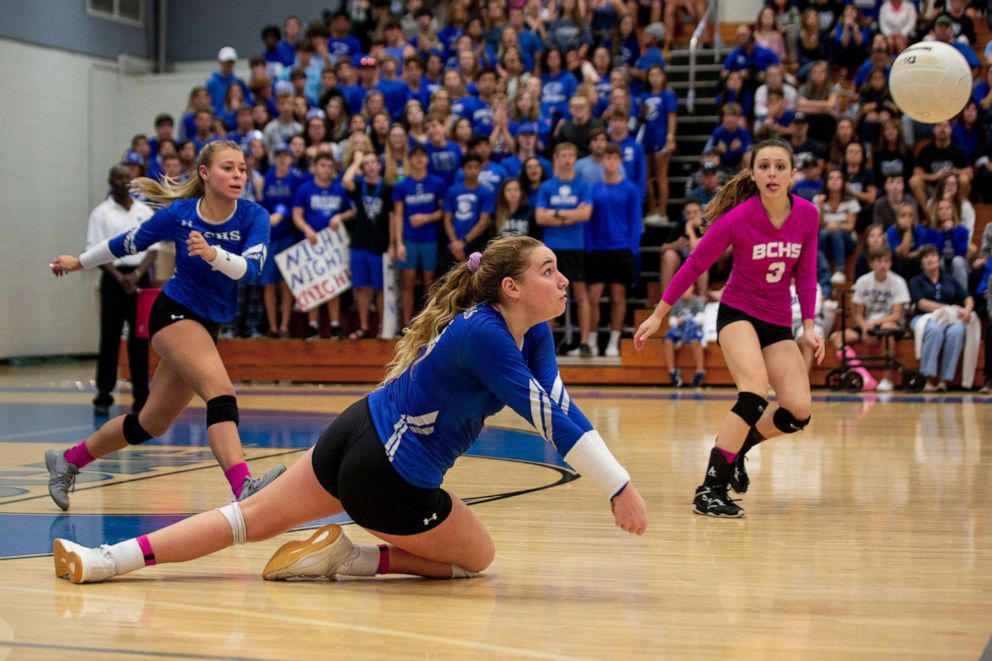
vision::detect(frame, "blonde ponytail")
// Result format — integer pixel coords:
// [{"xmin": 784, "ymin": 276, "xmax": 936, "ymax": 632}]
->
[
  {"xmin": 131, "ymin": 139, "xmax": 242, "ymax": 207},
  {"xmin": 383, "ymin": 235, "xmax": 543, "ymax": 383}
]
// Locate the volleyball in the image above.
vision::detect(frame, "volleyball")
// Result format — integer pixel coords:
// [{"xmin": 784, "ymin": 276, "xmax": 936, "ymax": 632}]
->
[{"xmin": 888, "ymin": 41, "xmax": 972, "ymax": 123}]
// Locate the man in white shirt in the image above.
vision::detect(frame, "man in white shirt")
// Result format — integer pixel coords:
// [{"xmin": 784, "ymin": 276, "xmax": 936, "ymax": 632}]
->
[
  {"xmin": 86, "ymin": 165, "xmax": 157, "ymax": 415},
  {"xmin": 830, "ymin": 246, "xmax": 911, "ymax": 391}
]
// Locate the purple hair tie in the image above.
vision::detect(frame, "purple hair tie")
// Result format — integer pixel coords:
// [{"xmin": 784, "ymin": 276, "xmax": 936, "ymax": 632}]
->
[{"xmin": 467, "ymin": 251, "xmax": 483, "ymax": 273}]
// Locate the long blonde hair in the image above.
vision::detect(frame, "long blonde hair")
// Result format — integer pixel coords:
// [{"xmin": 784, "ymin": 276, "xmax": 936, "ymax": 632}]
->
[
  {"xmin": 383, "ymin": 235, "xmax": 543, "ymax": 383},
  {"xmin": 702, "ymin": 138, "xmax": 794, "ymax": 230},
  {"xmin": 131, "ymin": 139, "xmax": 242, "ymax": 206}
]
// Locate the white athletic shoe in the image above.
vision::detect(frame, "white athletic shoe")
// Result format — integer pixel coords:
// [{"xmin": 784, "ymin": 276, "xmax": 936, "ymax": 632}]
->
[
  {"xmin": 830, "ymin": 271, "xmax": 847, "ymax": 285},
  {"xmin": 604, "ymin": 344, "xmax": 620, "ymax": 357},
  {"xmin": 262, "ymin": 524, "xmax": 355, "ymax": 580},
  {"xmin": 876, "ymin": 378, "xmax": 894, "ymax": 392},
  {"xmin": 53, "ymin": 539, "xmax": 118, "ymax": 584}
]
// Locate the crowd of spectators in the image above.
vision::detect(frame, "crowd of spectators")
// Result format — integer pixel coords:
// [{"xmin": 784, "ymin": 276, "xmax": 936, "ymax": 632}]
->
[{"xmin": 113, "ymin": 0, "xmax": 992, "ymax": 391}]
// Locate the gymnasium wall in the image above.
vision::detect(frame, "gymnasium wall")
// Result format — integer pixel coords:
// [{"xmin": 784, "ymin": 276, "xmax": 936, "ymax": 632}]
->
[
  {"xmin": 0, "ymin": 0, "xmax": 154, "ymax": 60},
  {"xmin": 166, "ymin": 0, "xmax": 345, "ymax": 61},
  {"xmin": 0, "ymin": 38, "xmax": 216, "ymax": 359}
]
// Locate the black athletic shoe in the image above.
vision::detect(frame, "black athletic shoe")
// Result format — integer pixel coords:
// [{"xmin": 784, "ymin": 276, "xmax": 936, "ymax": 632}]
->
[
  {"xmin": 692, "ymin": 485, "xmax": 744, "ymax": 518},
  {"xmin": 329, "ymin": 324, "xmax": 346, "ymax": 339},
  {"xmin": 304, "ymin": 324, "xmax": 321, "ymax": 341}
]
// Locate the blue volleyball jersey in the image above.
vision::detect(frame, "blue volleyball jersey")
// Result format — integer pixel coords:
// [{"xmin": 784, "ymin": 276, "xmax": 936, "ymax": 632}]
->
[
  {"xmin": 292, "ymin": 179, "xmax": 352, "ymax": 233},
  {"xmin": 367, "ymin": 305, "xmax": 593, "ymax": 489},
  {"xmin": 443, "ymin": 182, "xmax": 495, "ymax": 240},
  {"xmin": 108, "ymin": 198, "xmax": 268, "ymax": 322},
  {"xmin": 393, "ymin": 173, "xmax": 445, "ymax": 243},
  {"xmin": 261, "ymin": 170, "xmax": 300, "ymax": 243},
  {"xmin": 615, "ymin": 136, "xmax": 647, "ymax": 192},
  {"xmin": 536, "ymin": 176, "xmax": 593, "ymax": 250}
]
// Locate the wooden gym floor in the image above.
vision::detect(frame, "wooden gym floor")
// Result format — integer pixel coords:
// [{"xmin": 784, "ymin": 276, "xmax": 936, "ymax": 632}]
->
[{"xmin": 0, "ymin": 362, "xmax": 988, "ymax": 660}]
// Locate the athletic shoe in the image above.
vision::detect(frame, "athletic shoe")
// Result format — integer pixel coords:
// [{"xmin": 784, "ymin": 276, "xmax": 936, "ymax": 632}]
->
[
  {"xmin": 579, "ymin": 344, "xmax": 594, "ymax": 358},
  {"xmin": 53, "ymin": 539, "xmax": 118, "ymax": 584},
  {"xmin": 830, "ymin": 271, "xmax": 847, "ymax": 285},
  {"xmin": 876, "ymin": 378, "xmax": 894, "ymax": 392},
  {"xmin": 979, "ymin": 383, "xmax": 992, "ymax": 395},
  {"xmin": 304, "ymin": 325, "xmax": 320, "ymax": 341},
  {"xmin": 558, "ymin": 340, "xmax": 579, "ymax": 356},
  {"xmin": 329, "ymin": 325, "xmax": 346, "ymax": 340},
  {"xmin": 262, "ymin": 524, "xmax": 355, "ymax": 580},
  {"xmin": 643, "ymin": 213, "xmax": 663, "ymax": 227},
  {"xmin": 689, "ymin": 371, "xmax": 705, "ymax": 388},
  {"xmin": 692, "ymin": 485, "xmax": 743, "ymax": 518},
  {"xmin": 604, "ymin": 343, "xmax": 620, "ymax": 358},
  {"xmin": 45, "ymin": 450, "xmax": 79, "ymax": 511},
  {"xmin": 238, "ymin": 464, "xmax": 287, "ymax": 501},
  {"xmin": 668, "ymin": 369, "xmax": 682, "ymax": 387}
]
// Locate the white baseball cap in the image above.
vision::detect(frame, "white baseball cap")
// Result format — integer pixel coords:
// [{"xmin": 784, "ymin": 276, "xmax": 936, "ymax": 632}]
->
[{"xmin": 218, "ymin": 46, "xmax": 238, "ymax": 62}]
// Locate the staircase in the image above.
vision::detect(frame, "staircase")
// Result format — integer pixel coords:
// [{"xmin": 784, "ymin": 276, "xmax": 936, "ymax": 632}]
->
[{"xmin": 632, "ymin": 45, "xmax": 723, "ymax": 305}]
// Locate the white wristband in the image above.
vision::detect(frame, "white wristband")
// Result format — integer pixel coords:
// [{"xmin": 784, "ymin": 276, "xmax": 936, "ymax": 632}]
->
[
  {"xmin": 78, "ymin": 240, "xmax": 117, "ymax": 270},
  {"xmin": 208, "ymin": 246, "xmax": 248, "ymax": 280},
  {"xmin": 563, "ymin": 430, "xmax": 631, "ymax": 498}
]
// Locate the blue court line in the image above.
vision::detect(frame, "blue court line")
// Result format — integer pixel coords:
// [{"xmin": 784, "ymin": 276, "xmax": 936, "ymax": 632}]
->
[
  {"xmin": 0, "ymin": 640, "xmax": 268, "ymax": 660},
  {"xmin": 980, "ymin": 635, "xmax": 992, "ymax": 661},
  {"xmin": 1, "ymin": 384, "xmax": 988, "ymax": 405}
]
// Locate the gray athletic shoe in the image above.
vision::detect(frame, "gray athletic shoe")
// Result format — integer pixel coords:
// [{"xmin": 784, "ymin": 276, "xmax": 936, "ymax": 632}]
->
[
  {"xmin": 237, "ymin": 464, "xmax": 287, "ymax": 501},
  {"xmin": 45, "ymin": 450, "xmax": 79, "ymax": 511}
]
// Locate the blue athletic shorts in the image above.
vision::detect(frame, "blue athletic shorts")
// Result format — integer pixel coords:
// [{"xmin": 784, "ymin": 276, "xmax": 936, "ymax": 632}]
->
[
  {"xmin": 350, "ymin": 248, "xmax": 383, "ymax": 290},
  {"xmin": 397, "ymin": 241, "xmax": 438, "ymax": 273}
]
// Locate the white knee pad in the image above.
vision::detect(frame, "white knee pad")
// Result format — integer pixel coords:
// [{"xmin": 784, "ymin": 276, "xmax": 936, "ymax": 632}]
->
[{"xmin": 217, "ymin": 502, "xmax": 247, "ymax": 545}]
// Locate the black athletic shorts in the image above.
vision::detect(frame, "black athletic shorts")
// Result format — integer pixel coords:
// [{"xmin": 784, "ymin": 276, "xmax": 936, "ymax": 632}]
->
[
  {"xmin": 585, "ymin": 250, "xmax": 635, "ymax": 285},
  {"xmin": 716, "ymin": 303, "xmax": 793, "ymax": 348},
  {"xmin": 147, "ymin": 292, "xmax": 221, "ymax": 341},
  {"xmin": 556, "ymin": 249, "xmax": 586, "ymax": 282},
  {"xmin": 311, "ymin": 397, "xmax": 453, "ymax": 536}
]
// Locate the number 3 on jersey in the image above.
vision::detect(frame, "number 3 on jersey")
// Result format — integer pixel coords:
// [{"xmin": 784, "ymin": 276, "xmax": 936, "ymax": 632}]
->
[{"xmin": 766, "ymin": 261, "xmax": 786, "ymax": 283}]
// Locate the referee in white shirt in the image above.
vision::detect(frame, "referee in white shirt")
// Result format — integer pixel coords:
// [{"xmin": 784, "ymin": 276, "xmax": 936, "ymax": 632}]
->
[{"xmin": 86, "ymin": 165, "xmax": 157, "ymax": 415}]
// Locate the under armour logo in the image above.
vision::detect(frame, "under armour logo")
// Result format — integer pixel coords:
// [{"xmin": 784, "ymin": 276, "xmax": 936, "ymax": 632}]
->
[
  {"xmin": 170, "ymin": 314, "xmax": 184, "ymax": 320},
  {"xmin": 789, "ymin": 423, "xmax": 800, "ymax": 430},
  {"xmin": 707, "ymin": 467, "xmax": 717, "ymax": 477},
  {"xmin": 423, "ymin": 513, "xmax": 438, "ymax": 526}
]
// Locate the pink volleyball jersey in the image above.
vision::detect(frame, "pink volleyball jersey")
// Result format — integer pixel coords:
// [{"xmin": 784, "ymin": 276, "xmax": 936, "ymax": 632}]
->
[{"xmin": 663, "ymin": 194, "xmax": 820, "ymax": 327}]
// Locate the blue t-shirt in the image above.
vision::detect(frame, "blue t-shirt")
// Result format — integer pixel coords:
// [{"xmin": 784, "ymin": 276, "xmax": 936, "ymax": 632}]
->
[
  {"xmin": 108, "ymin": 198, "xmax": 269, "ymax": 322},
  {"xmin": 500, "ymin": 154, "xmax": 552, "ymax": 180},
  {"xmin": 443, "ymin": 182, "xmax": 495, "ymax": 240},
  {"xmin": 589, "ymin": 180, "xmax": 642, "ymax": 253},
  {"xmin": 392, "ymin": 173, "xmax": 446, "ymax": 243},
  {"xmin": 292, "ymin": 179, "xmax": 352, "ymax": 233},
  {"xmin": 615, "ymin": 136, "xmax": 647, "ymax": 193},
  {"xmin": 705, "ymin": 126, "xmax": 753, "ymax": 167},
  {"xmin": 261, "ymin": 170, "xmax": 301, "ymax": 243},
  {"xmin": 536, "ymin": 176, "xmax": 593, "ymax": 251},
  {"xmin": 425, "ymin": 141, "xmax": 463, "ymax": 188},
  {"xmin": 639, "ymin": 89, "xmax": 679, "ymax": 147},
  {"xmin": 540, "ymin": 71, "xmax": 578, "ymax": 119},
  {"xmin": 205, "ymin": 71, "xmax": 250, "ymax": 115},
  {"xmin": 377, "ymin": 78, "xmax": 411, "ymax": 120},
  {"xmin": 328, "ymin": 36, "xmax": 362, "ymax": 62},
  {"xmin": 451, "ymin": 95, "xmax": 482, "ymax": 121},
  {"xmin": 367, "ymin": 305, "xmax": 593, "ymax": 489},
  {"xmin": 722, "ymin": 44, "xmax": 781, "ymax": 74},
  {"xmin": 454, "ymin": 162, "xmax": 508, "ymax": 191}
]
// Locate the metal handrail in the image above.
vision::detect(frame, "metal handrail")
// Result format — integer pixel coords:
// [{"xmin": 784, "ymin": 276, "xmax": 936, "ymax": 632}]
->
[{"xmin": 687, "ymin": 0, "xmax": 721, "ymax": 114}]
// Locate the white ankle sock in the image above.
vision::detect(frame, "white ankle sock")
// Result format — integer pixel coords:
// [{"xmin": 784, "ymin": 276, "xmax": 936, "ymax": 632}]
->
[
  {"xmin": 337, "ymin": 544, "xmax": 379, "ymax": 576},
  {"xmin": 106, "ymin": 539, "xmax": 144, "ymax": 575}
]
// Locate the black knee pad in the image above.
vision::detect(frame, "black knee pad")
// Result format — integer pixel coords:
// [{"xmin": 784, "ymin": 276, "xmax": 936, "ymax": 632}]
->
[
  {"xmin": 207, "ymin": 395, "xmax": 239, "ymax": 427},
  {"xmin": 730, "ymin": 392, "xmax": 769, "ymax": 427},
  {"xmin": 773, "ymin": 407, "xmax": 811, "ymax": 434},
  {"xmin": 122, "ymin": 413, "xmax": 154, "ymax": 445}
]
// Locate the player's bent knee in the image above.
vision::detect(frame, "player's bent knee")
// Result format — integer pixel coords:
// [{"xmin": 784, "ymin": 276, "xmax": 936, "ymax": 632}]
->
[
  {"xmin": 206, "ymin": 395, "xmax": 239, "ymax": 427},
  {"xmin": 773, "ymin": 407, "xmax": 811, "ymax": 434},
  {"xmin": 731, "ymin": 391, "xmax": 769, "ymax": 427},
  {"xmin": 122, "ymin": 413, "xmax": 155, "ymax": 445}
]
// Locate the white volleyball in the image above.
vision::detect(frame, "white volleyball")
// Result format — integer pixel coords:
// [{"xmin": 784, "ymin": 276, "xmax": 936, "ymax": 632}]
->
[{"xmin": 889, "ymin": 41, "xmax": 972, "ymax": 124}]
